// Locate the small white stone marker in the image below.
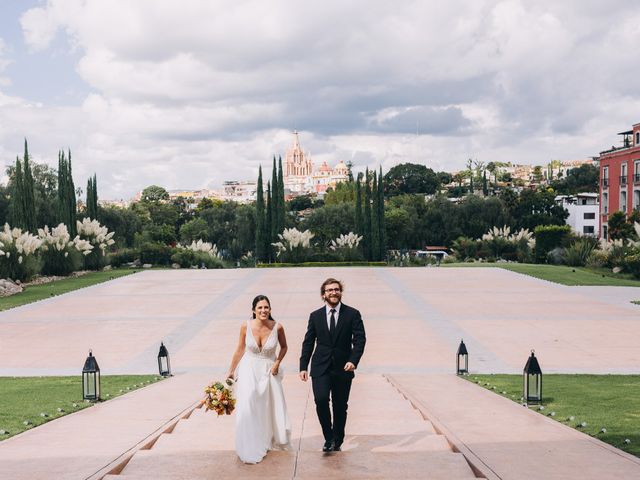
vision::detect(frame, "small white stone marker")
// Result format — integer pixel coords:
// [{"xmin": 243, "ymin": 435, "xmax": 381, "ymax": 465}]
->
[
  {"xmin": 23, "ymin": 420, "xmax": 31, "ymax": 426},
  {"xmin": 72, "ymin": 403, "xmax": 78, "ymax": 408},
  {"xmin": 0, "ymin": 430, "xmax": 7, "ymax": 435},
  {"xmin": 538, "ymin": 406, "xmax": 544, "ymax": 411},
  {"xmin": 600, "ymin": 428, "xmax": 607, "ymax": 433},
  {"xmin": 624, "ymin": 439, "xmax": 631, "ymax": 444},
  {"xmin": 39, "ymin": 412, "xmax": 48, "ymax": 417},
  {"xmin": 579, "ymin": 422, "xmax": 587, "ymax": 428},
  {"xmin": 57, "ymin": 408, "xmax": 64, "ymax": 413}
]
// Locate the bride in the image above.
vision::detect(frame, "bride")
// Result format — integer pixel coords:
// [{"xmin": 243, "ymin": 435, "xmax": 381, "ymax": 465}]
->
[{"xmin": 226, "ymin": 295, "xmax": 292, "ymax": 463}]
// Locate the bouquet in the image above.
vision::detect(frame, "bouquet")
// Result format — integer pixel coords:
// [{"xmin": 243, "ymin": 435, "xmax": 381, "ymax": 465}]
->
[{"xmin": 204, "ymin": 378, "xmax": 236, "ymax": 416}]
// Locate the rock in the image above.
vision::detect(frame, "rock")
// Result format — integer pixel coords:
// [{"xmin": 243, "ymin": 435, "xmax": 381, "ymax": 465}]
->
[
  {"xmin": 102, "ymin": 265, "xmax": 112, "ymax": 271},
  {"xmin": 171, "ymin": 263, "xmax": 181, "ymax": 269},
  {"xmin": 612, "ymin": 266, "xmax": 622, "ymax": 274},
  {"xmin": 0, "ymin": 278, "xmax": 23, "ymax": 297},
  {"xmin": 142, "ymin": 264, "xmax": 152, "ymax": 269}
]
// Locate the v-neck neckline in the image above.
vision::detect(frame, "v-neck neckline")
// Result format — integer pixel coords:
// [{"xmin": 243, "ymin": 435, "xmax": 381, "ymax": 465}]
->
[{"xmin": 249, "ymin": 320, "xmax": 276, "ymax": 352}]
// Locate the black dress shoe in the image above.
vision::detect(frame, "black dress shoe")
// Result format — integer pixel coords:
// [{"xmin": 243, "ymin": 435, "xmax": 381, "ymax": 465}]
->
[
  {"xmin": 333, "ymin": 443, "xmax": 342, "ymax": 451},
  {"xmin": 322, "ymin": 440, "xmax": 334, "ymax": 452}
]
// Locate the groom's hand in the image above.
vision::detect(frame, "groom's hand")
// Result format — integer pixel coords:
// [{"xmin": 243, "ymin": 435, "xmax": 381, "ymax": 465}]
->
[
  {"xmin": 344, "ymin": 362, "xmax": 356, "ymax": 372},
  {"xmin": 299, "ymin": 370, "xmax": 308, "ymax": 382}
]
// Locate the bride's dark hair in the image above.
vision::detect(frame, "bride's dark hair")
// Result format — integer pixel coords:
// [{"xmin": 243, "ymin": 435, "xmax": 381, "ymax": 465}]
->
[{"xmin": 252, "ymin": 295, "xmax": 274, "ymax": 320}]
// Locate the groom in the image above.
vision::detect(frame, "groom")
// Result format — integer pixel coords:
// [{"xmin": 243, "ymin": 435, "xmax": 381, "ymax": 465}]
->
[{"xmin": 299, "ymin": 278, "xmax": 366, "ymax": 452}]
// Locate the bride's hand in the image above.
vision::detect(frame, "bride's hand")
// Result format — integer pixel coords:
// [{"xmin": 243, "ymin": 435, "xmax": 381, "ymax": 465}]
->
[{"xmin": 270, "ymin": 361, "xmax": 280, "ymax": 376}]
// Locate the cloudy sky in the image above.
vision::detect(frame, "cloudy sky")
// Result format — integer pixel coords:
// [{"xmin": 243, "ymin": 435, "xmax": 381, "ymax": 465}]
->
[{"xmin": 1, "ymin": 0, "xmax": 639, "ymax": 199}]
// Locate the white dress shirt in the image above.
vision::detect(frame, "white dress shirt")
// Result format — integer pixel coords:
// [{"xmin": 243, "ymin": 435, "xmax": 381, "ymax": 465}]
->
[{"xmin": 325, "ymin": 302, "xmax": 341, "ymax": 330}]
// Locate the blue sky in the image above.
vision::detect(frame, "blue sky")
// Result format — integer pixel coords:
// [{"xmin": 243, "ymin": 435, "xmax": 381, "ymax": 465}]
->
[
  {"xmin": 1, "ymin": 1, "xmax": 639, "ymax": 199},
  {"xmin": 0, "ymin": 0, "xmax": 88, "ymax": 104}
]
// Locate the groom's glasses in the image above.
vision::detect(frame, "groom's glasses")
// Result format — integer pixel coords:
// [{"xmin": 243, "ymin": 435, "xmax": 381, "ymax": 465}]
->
[{"xmin": 324, "ymin": 288, "xmax": 341, "ymax": 293}]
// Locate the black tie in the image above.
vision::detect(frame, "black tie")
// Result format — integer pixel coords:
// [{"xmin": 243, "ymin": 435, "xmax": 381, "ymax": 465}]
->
[{"xmin": 329, "ymin": 309, "xmax": 336, "ymax": 338}]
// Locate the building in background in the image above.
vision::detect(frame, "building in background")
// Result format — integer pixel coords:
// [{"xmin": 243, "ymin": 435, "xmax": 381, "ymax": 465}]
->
[
  {"xmin": 283, "ymin": 131, "xmax": 349, "ymax": 196},
  {"xmin": 555, "ymin": 193, "xmax": 599, "ymax": 236},
  {"xmin": 597, "ymin": 122, "xmax": 640, "ymax": 238}
]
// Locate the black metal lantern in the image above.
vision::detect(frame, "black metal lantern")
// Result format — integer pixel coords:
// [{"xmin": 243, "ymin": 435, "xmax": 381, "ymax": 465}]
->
[
  {"xmin": 523, "ymin": 350, "xmax": 542, "ymax": 405},
  {"xmin": 158, "ymin": 342, "xmax": 171, "ymax": 377},
  {"xmin": 82, "ymin": 350, "xmax": 101, "ymax": 401},
  {"xmin": 456, "ymin": 339, "xmax": 468, "ymax": 375}
]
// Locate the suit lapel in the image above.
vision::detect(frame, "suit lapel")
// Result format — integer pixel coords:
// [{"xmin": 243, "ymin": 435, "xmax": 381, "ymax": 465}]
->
[{"xmin": 316, "ymin": 308, "xmax": 330, "ymax": 340}]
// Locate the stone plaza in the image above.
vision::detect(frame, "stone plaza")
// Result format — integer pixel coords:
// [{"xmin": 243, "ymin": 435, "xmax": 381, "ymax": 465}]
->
[{"xmin": 0, "ymin": 267, "xmax": 639, "ymax": 479}]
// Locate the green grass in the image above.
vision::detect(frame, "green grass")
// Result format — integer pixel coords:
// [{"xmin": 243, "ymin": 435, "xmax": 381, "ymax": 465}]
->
[
  {"xmin": 0, "ymin": 375, "xmax": 166, "ymax": 440},
  {"xmin": 0, "ymin": 269, "xmax": 140, "ymax": 312},
  {"xmin": 465, "ymin": 374, "xmax": 640, "ymax": 457},
  {"xmin": 443, "ymin": 262, "xmax": 640, "ymax": 286},
  {"xmin": 632, "ymin": 301, "xmax": 640, "ymax": 306}
]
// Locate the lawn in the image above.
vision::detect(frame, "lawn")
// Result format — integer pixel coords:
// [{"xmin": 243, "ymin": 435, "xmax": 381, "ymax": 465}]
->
[
  {"xmin": 0, "ymin": 269, "xmax": 140, "ymax": 312},
  {"xmin": 466, "ymin": 374, "xmax": 640, "ymax": 458},
  {"xmin": 443, "ymin": 262, "xmax": 640, "ymax": 287},
  {"xmin": 0, "ymin": 375, "xmax": 165, "ymax": 440}
]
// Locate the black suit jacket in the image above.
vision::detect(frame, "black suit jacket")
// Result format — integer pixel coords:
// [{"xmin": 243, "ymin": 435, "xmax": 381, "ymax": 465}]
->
[{"xmin": 299, "ymin": 303, "xmax": 366, "ymax": 378}]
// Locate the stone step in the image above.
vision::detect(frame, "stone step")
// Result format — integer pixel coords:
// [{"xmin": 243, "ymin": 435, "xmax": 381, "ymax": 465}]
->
[
  {"xmin": 119, "ymin": 449, "xmax": 295, "ymax": 478},
  {"xmin": 151, "ymin": 427, "xmax": 450, "ymax": 453},
  {"xmin": 295, "ymin": 450, "xmax": 478, "ymax": 479},
  {"xmin": 112, "ymin": 450, "xmax": 477, "ymax": 479}
]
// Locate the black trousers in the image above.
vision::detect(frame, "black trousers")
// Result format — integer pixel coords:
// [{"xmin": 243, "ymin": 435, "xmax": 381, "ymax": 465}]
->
[{"xmin": 312, "ymin": 371, "xmax": 353, "ymax": 444}]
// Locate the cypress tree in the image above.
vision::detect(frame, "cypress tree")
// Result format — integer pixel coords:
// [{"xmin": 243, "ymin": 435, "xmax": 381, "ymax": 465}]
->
[
  {"xmin": 12, "ymin": 158, "xmax": 25, "ymax": 230},
  {"xmin": 364, "ymin": 168, "xmax": 372, "ymax": 261},
  {"xmin": 22, "ymin": 140, "xmax": 37, "ymax": 233},
  {"xmin": 266, "ymin": 181, "xmax": 273, "ymax": 261},
  {"xmin": 482, "ymin": 170, "xmax": 488, "ymax": 196},
  {"xmin": 371, "ymin": 170, "xmax": 380, "ymax": 261},
  {"xmin": 93, "ymin": 174, "xmax": 98, "ymax": 220},
  {"xmin": 57, "ymin": 150, "xmax": 77, "ymax": 237},
  {"xmin": 355, "ymin": 173, "xmax": 363, "ymax": 235},
  {"xmin": 271, "ymin": 157, "xmax": 278, "ymax": 241},
  {"xmin": 378, "ymin": 166, "xmax": 386, "ymax": 260},
  {"xmin": 86, "ymin": 174, "xmax": 99, "ymax": 220},
  {"xmin": 255, "ymin": 166, "xmax": 266, "ymax": 262},
  {"xmin": 277, "ymin": 156, "xmax": 285, "ymax": 234},
  {"xmin": 68, "ymin": 150, "xmax": 77, "ymax": 237}
]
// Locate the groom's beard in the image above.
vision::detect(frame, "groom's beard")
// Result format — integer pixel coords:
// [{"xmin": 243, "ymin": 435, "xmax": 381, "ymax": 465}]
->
[{"xmin": 324, "ymin": 295, "xmax": 341, "ymax": 307}]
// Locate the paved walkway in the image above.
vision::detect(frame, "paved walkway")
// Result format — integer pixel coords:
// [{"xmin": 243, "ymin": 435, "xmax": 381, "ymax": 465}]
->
[{"xmin": 1, "ymin": 267, "xmax": 639, "ymax": 479}]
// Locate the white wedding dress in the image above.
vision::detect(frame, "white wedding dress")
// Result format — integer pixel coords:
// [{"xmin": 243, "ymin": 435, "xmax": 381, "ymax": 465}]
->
[{"xmin": 235, "ymin": 320, "xmax": 291, "ymax": 464}]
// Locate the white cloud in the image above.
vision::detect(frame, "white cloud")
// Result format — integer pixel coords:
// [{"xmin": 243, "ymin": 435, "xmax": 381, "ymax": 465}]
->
[{"xmin": 0, "ymin": 0, "xmax": 638, "ymax": 198}]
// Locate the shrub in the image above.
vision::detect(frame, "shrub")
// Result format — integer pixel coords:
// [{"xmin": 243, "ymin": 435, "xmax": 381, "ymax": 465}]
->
[
  {"xmin": 623, "ymin": 254, "xmax": 640, "ymax": 278},
  {"xmin": 563, "ymin": 238, "xmax": 597, "ymax": 267},
  {"xmin": 0, "ymin": 224, "xmax": 43, "ymax": 282},
  {"xmin": 76, "ymin": 218, "xmax": 116, "ymax": 271},
  {"xmin": 586, "ymin": 250, "xmax": 608, "ymax": 269},
  {"xmin": 272, "ymin": 228, "xmax": 314, "ymax": 263},
  {"xmin": 139, "ymin": 242, "xmax": 175, "ymax": 265},
  {"xmin": 452, "ymin": 236, "xmax": 478, "ymax": 260},
  {"xmin": 170, "ymin": 249, "xmax": 223, "ymax": 269},
  {"xmin": 328, "ymin": 232, "xmax": 364, "ymax": 261},
  {"xmin": 108, "ymin": 248, "xmax": 139, "ymax": 268},
  {"xmin": 534, "ymin": 225, "xmax": 571, "ymax": 263},
  {"xmin": 38, "ymin": 224, "xmax": 89, "ymax": 276}
]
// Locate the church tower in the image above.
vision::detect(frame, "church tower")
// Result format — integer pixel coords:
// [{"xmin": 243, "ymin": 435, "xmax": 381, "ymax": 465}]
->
[{"xmin": 284, "ymin": 131, "xmax": 313, "ymax": 178}]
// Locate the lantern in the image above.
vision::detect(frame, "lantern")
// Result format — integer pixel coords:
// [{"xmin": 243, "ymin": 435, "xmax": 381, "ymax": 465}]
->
[
  {"xmin": 82, "ymin": 350, "xmax": 101, "ymax": 401},
  {"xmin": 456, "ymin": 339, "xmax": 468, "ymax": 375},
  {"xmin": 158, "ymin": 342, "xmax": 171, "ymax": 377},
  {"xmin": 523, "ymin": 350, "xmax": 542, "ymax": 405}
]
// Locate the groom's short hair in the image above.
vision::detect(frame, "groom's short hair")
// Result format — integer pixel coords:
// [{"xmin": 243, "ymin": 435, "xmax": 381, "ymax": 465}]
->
[{"xmin": 320, "ymin": 278, "xmax": 343, "ymax": 296}]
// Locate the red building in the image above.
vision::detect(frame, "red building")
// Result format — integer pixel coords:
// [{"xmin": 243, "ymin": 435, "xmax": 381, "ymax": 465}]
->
[{"xmin": 597, "ymin": 122, "xmax": 640, "ymax": 239}]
